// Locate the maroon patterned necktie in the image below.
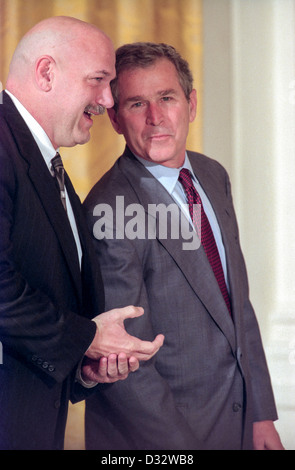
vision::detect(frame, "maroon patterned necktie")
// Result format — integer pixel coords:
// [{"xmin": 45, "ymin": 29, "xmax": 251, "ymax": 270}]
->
[
  {"xmin": 178, "ymin": 168, "xmax": 231, "ymax": 315},
  {"xmin": 51, "ymin": 153, "xmax": 67, "ymax": 212}
]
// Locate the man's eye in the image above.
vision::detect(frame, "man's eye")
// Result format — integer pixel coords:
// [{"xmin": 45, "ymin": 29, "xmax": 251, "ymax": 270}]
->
[
  {"xmin": 88, "ymin": 77, "xmax": 103, "ymax": 85},
  {"xmin": 132, "ymin": 102, "xmax": 142, "ymax": 108}
]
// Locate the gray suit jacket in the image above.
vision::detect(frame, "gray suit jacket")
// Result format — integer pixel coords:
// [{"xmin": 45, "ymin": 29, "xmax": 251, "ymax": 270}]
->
[{"xmin": 83, "ymin": 146, "xmax": 277, "ymax": 450}]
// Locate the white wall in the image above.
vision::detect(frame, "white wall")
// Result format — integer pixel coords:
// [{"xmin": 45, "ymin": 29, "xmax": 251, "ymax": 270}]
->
[{"xmin": 203, "ymin": 0, "xmax": 295, "ymax": 449}]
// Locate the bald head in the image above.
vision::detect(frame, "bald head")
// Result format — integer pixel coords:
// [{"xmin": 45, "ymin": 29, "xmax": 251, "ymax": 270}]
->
[
  {"xmin": 6, "ymin": 16, "xmax": 115, "ymax": 149},
  {"xmin": 8, "ymin": 16, "xmax": 110, "ymax": 81}
]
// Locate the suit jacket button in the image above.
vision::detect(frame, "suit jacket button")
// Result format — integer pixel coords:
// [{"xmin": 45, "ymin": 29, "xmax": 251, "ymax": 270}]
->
[
  {"xmin": 54, "ymin": 400, "xmax": 60, "ymax": 409},
  {"xmin": 232, "ymin": 402, "xmax": 242, "ymax": 412},
  {"xmin": 48, "ymin": 365, "xmax": 55, "ymax": 372},
  {"xmin": 42, "ymin": 362, "xmax": 49, "ymax": 369},
  {"xmin": 31, "ymin": 355, "xmax": 38, "ymax": 362}
]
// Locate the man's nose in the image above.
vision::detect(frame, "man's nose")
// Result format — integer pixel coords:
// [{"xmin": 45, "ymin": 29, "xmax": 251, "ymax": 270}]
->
[
  {"xmin": 97, "ymin": 85, "xmax": 114, "ymax": 109},
  {"xmin": 146, "ymin": 103, "xmax": 164, "ymax": 126}
]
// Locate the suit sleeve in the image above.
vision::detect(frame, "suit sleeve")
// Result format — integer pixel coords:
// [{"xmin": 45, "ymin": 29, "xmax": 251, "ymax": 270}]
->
[
  {"xmin": 0, "ymin": 140, "xmax": 96, "ymax": 384},
  {"xmin": 85, "ymin": 204, "xmax": 203, "ymax": 450}
]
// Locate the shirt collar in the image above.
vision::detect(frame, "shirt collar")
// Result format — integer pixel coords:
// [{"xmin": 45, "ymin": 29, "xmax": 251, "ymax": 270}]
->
[
  {"xmin": 135, "ymin": 153, "xmax": 197, "ymax": 195},
  {"xmin": 5, "ymin": 90, "xmax": 58, "ymax": 171}
]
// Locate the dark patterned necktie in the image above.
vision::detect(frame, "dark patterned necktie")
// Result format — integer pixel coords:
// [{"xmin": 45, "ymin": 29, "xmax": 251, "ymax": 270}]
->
[
  {"xmin": 51, "ymin": 153, "xmax": 67, "ymax": 212},
  {"xmin": 178, "ymin": 168, "xmax": 231, "ymax": 314}
]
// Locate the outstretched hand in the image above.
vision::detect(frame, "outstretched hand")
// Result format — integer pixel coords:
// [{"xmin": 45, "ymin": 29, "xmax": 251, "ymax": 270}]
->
[{"xmin": 86, "ymin": 305, "xmax": 164, "ymax": 361}]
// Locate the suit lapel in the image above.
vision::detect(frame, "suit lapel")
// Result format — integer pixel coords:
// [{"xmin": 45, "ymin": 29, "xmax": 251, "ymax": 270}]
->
[
  {"xmin": 28, "ymin": 155, "xmax": 82, "ymax": 301},
  {"xmin": 3, "ymin": 93, "xmax": 82, "ymax": 301},
  {"xmin": 120, "ymin": 149, "xmax": 236, "ymax": 351}
]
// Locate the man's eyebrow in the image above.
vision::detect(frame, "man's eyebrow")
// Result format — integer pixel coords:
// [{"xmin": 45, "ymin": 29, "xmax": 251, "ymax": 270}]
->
[
  {"xmin": 125, "ymin": 89, "xmax": 178, "ymax": 103},
  {"xmin": 125, "ymin": 95, "xmax": 145, "ymax": 103},
  {"xmin": 94, "ymin": 70, "xmax": 112, "ymax": 76},
  {"xmin": 158, "ymin": 88, "xmax": 177, "ymax": 96}
]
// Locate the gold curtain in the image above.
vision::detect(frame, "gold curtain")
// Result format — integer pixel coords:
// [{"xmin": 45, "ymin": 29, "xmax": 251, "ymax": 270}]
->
[{"xmin": 0, "ymin": 0, "xmax": 203, "ymax": 449}]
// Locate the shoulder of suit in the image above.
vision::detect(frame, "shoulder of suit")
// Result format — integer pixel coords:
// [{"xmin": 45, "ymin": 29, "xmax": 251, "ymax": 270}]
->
[
  {"xmin": 84, "ymin": 156, "xmax": 133, "ymax": 210},
  {"xmin": 187, "ymin": 150, "xmax": 228, "ymax": 177}
]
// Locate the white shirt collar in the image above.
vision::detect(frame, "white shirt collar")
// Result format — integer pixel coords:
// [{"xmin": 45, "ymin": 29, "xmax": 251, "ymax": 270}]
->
[
  {"xmin": 135, "ymin": 153, "xmax": 197, "ymax": 194},
  {"xmin": 5, "ymin": 90, "xmax": 58, "ymax": 171}
]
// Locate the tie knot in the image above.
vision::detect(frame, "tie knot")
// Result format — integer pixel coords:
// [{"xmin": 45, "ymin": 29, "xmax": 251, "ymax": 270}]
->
[
  {"xmin": 178, "ymin": 168, "xmax": 194, "ymax": 189},
  {"xmin": 51, "ymin": 153, "xmax": 64, "ymax": 173}
]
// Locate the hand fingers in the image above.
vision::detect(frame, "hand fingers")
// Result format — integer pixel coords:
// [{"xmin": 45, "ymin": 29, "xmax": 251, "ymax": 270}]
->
[
  {"xmin": 91, "ymin": 306, "xmax": 143, "ymax": 330},
  {"xmin": 107, "ymin": 353, "xmax": 127, "ymax": 377},
  {"xmin": 116, "ymin": 305, "xmax": 144, "ymax": 321},
  {"xmin": 97, "ymin": 356, "xmax": 108, "ymax": 377},
  {"xmin": 82, "ymin": 353, "xmax": 141, "ymax": 385},
  {"xmin": 153, "ymin": 334, "xmax": 165, "ymax": 351},
  {"xmin": 106, "ymin": 353, "xmax": 139, "ymax": 378},
  {"xmin": 82, "ymin": 356, "xmax": 128, "ymax": 383},
  {"xmin": 89, "ymin": 307, "xmax": 164, "ymax": 362},
  {"xmin": 132, "ymin": 333, "xmax": 165, "ymax": 361},
  {"xmin": 128, "ymin": 356, "xmax": 139, "ymax": 372}
]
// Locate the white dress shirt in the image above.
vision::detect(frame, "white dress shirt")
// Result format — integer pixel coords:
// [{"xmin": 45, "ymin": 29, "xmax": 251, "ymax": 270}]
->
[
  {"xmin": 5, "ymin": 90, "xmax": 82, "ymax": 268},
  {"xmin": 135, "ymin": 153, "xmax": 229, "ymax": 289}
]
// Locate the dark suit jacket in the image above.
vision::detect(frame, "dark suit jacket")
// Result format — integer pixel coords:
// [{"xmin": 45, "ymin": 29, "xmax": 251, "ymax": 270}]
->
[
  {"xmin": 83, "ymin": 146, "xmax": 277, "ymax": 450},
  {"xmin": 0, "ymin": 91, "xmax": 104, "ymax": 450}
]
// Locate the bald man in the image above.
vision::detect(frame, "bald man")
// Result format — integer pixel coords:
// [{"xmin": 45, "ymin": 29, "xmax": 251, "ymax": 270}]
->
[{"xmin": 0, "ymin": 16, "xmax": 163, "ymax": 450}]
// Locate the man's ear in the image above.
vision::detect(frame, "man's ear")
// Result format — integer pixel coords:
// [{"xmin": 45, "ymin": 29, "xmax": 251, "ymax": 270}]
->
[
  {"xmin": 35, "ymin": 56, "xmax": 55, "ymax": 92},
  {"xmin": 107, "ymin": 108, "xmax": 123, "ymax": 134},
  {"xmin": 189, "ymin": 89, "xmax": 197, "ymax": 123}
]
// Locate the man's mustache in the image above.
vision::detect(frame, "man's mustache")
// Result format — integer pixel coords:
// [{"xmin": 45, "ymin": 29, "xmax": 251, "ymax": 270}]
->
[{"xmin": 84, "ymin": 104, "xmax": 106, "ymax": 116}]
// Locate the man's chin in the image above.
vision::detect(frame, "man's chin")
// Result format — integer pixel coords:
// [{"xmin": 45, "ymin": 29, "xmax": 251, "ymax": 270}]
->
[{"xmin": 74, "ymin": 131, "xmax": 91, "ymax": 147}]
